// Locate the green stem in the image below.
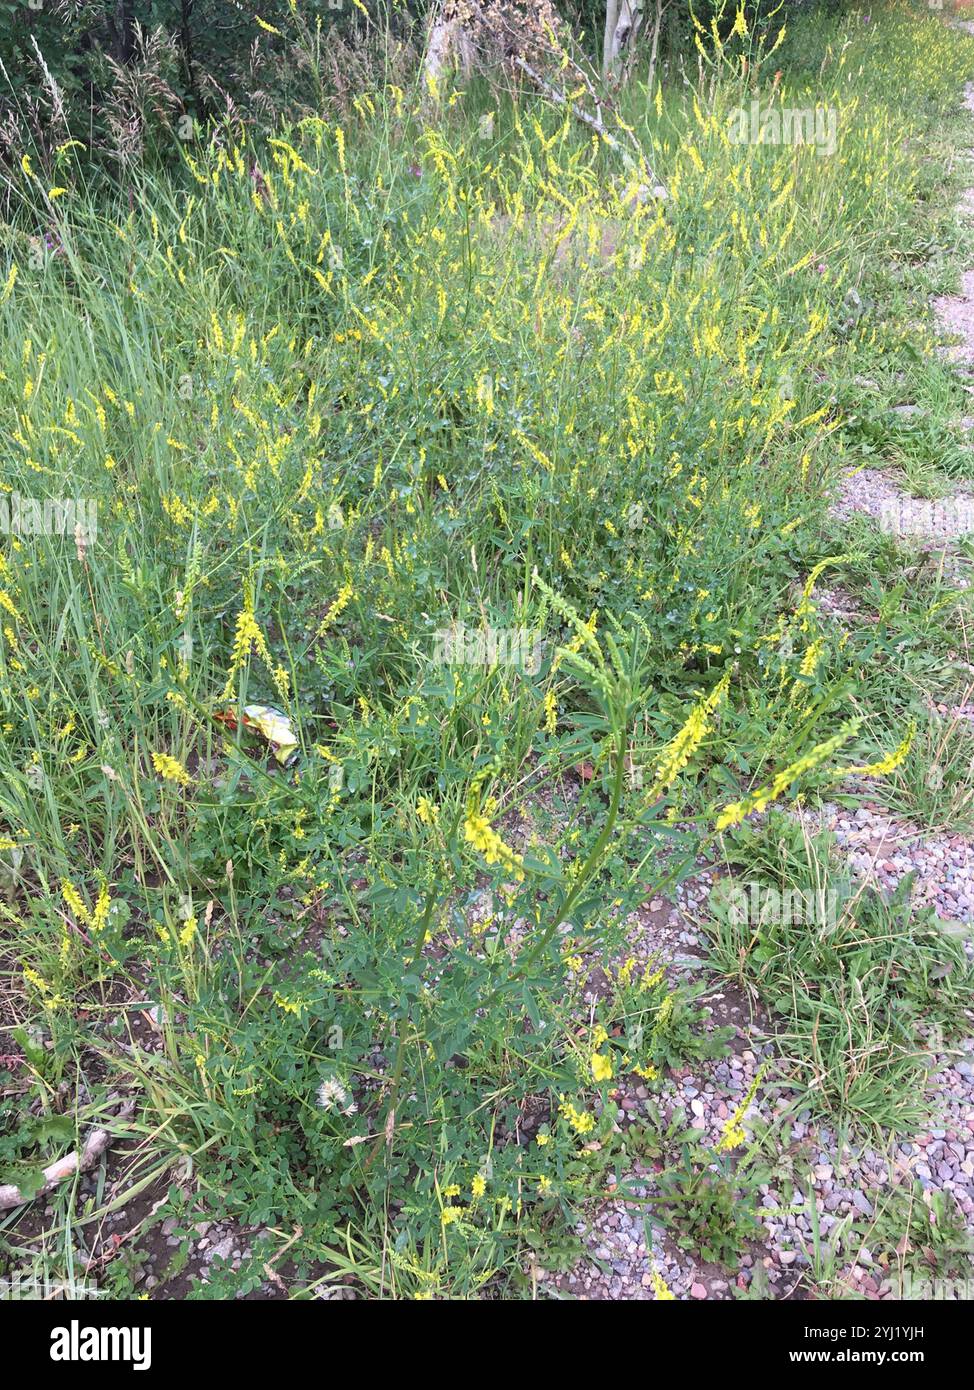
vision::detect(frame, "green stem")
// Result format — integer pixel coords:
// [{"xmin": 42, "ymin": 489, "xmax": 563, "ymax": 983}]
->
[
  {"xmin": 485, "ymin": 723, "xmax": 628, "ymax": 1008},
  {"xmin": 362, "ymin": 884, "xmax": 438, "ymax": 1173},
  {"xmin": 361, "ymin": 719, "xmax": 626, "ymax": 1174}
]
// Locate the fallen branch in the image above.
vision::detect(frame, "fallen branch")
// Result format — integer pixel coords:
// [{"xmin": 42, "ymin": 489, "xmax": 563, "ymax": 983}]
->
[
  {"xmin": 454, "ymin": 0, "xmax": 667, "ymax": 200},
  {"xmin": 0, "ymin": 1099, "xmax": 136, "ymax": 1211},
  {"xmin": 512, "ymin": 55, "xmax": 666, "ymax": 199},
  {"xmin": 262, "ymin": 1223, "xmax": 304, "ymax": 1293}
]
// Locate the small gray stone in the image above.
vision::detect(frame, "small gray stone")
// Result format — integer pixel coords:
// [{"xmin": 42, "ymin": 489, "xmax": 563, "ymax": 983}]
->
[{"xmin": 852, "ymin": 1191, "xmax": 874, "ymax": 1217}]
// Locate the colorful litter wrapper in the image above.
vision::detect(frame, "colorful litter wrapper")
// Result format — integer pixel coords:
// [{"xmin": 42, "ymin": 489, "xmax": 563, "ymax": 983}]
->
[
  {"xmin": 243, "ymin": 705, "xmax": 299, "ymax": 765},
  {"xmin": 217, "ymin": 704, "xmax": 299, "ymax": 766}
]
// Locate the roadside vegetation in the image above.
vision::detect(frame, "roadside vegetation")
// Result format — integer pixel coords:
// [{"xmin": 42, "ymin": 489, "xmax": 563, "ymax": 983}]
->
[{"xmin": 1, "ymin": 1, "xmax": 973, "ymax": 1298}]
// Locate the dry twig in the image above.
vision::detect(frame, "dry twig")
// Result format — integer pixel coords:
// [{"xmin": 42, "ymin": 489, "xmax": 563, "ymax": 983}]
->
[{"xmin": 0, "ymin": 1099, "xmax": 136, "ymax": 1211}]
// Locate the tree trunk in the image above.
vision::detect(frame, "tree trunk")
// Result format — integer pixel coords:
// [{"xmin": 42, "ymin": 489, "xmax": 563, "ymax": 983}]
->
[
  {"xmin": 605, "ymin": 0, "xmax": 643, "ymax": 83},
  {"xmin": 602, "ymin": 0, "xmax": 620, "ymax": 81},
  {"xmin": 110, "ymin": 0, "xmax": 136, "ymax": 65},
  {"xmin": 424, "ymin": 2, "xmax": 476, "ymax": 88},
  {"xmin": 179, "ymin": 0, "xmax": 197, "ymax": 98}
]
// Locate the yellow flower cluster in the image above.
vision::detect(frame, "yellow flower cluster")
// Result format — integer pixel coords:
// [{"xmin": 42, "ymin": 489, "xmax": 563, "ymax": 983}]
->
[
  {"xmin": 653, "ymin": 672, "xmax": 730, "ymax": 793},
  {"xmin": 463, "ymin": 812, "xmax": 525, "ymax": 881},
  {"xmin": 151, "ymin": 751, "xmax": 192, "ymax": 787},
  {"xmin": 317, "ymin": 582, "xmax": 354, "ymax": 637},
  {"xmin": 830, "ymin": 722, "xmax": 915, "ymax": 783},
  {"xmin": 61, "ymin": 877, "xmax": 111, "ymax": 934},
  {"xmin": 715, "ymin": 721, "xmax": 860, "ymax": 832},
  {"xmin": 715, "ymin": 1065, "xmax": 766, "ymax": 1154},
  {"xmin": 633, "ymin": 1062, "xmax": 658, "ymax": 1082},
  {"xmin": 543, "ymin": 689, "xmax": 557, "ymax": 734},
  {"xmin": 222, "ymin": 588, "xmax": 289, "ymax": 704},
  {"xmin": 558, "ymin": 1097, "xmax": 595, "ymax": 1135},
  {"xmin": 590, "ymin": 1051, "xmax": 614, "ymax": 1084}
]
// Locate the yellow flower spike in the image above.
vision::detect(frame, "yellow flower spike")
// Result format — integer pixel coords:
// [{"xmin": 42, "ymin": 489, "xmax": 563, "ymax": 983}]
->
[
  {"xmin": 716, "ymin": 1065, "xmax": 766, "ymax": 1154},
  {"xmin": 0, "ymin": 263, "xmax": 17, "ymax": 303},
  {"xmin": 316, "ymin": 582, "xmax": 353, "ymax": 637},
  {"xmin": 591, "ymin": 1052, "xmax": 614, "ymax": 1084},
  {"xmin": 715, "ymin": 721, "xmax": 860, "ymax": 833},
  {"xmin": 543, "ymin": 689, "xmax": 557, "ymax": 734},
  {"xmin": 221, "ymin": 584, "xmax": 286, "ymax": 700},
  {"xmin": 463, "ymin": 812, "xmax": 525, "ymax": 881},
  {"xmin": 60, "ymin": 878, "xmax": 112, "ymax": 935},
  {"xmin": 151, "ymin": 751, "xmax": 192, "ymax": 787},
  {"xmin": 61, "ymin": 879, "xmax": 90, "ymax": 927},
  {"xmin": 90, "ymin": 879, "xmax": 111, "ymax": 933},
  {"xmin": 652, "ymin": 672, "xmax": 730, "ymax": 794},
  {"xmin": 830, "ymin": 722, "xmax": 915, "ymax": 783}
]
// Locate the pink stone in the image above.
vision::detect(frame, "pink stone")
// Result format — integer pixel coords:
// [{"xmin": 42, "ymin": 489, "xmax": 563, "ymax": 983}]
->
[{"xmin": 690, "ymin": 1282, "xmax": 708, "ymax": 1299}]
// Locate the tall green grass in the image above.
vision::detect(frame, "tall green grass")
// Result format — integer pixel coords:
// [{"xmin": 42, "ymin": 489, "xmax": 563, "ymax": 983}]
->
[{"xmin": 1, "ymin": 2, "xmax": 972, "ymax": 1296}]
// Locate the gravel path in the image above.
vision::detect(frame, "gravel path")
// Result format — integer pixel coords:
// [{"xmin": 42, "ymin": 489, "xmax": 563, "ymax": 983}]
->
[
  {"xmin": 830, "ymin": 467, "xmax": 974, "ymax": 537},
  {"xmin": 794, "ymin": 801, "xmax": 974, "ymax": 927},
  {"xmin": 936, "ymin": 269, "xmax": 974, "ymax": 364},
  {"xmin": 542, "ymin": 884, "xmax": 974, "ymax": 1301},
  {"xmin": 548, "ymin": 56, "xmax": 974, "ymax": 1300}
]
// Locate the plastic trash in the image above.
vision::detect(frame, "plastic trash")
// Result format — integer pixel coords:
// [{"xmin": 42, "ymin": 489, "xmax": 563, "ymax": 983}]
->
[{"xmin": 216, "ymin": 704, "xmax": 299, "ymax": 766}]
